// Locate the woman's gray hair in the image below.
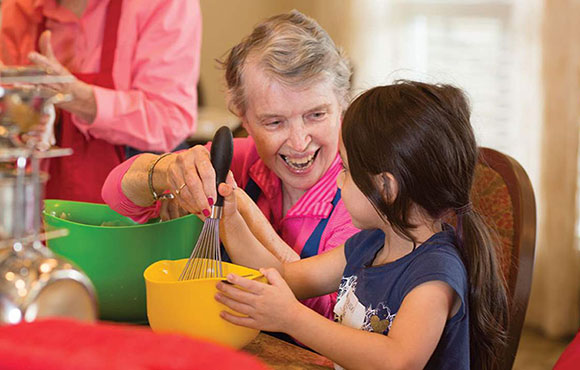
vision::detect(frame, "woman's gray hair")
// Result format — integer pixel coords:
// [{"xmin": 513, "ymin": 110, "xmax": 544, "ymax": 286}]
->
[{"xmin": 219, "ymin": 10, "xmax": 352, "ymax": 116}]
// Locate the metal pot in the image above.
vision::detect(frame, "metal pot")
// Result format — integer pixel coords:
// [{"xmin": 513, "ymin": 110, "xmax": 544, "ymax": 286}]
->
[
  {"xmin": 0, "ymin": 243, "xmax": 97, "ymax": 324},
  {"xmin": 0, "ymin": 171, "xmax": 46, "ymax": 241},
  {"xmin": 0, "ymin": 73, "xmax": 96, "ymax": 325}
]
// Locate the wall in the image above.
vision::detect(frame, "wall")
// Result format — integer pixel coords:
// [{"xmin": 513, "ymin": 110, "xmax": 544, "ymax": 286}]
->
[{"xmin": 199, "ymin": 0, "xmax": 354, "ymax": 109}]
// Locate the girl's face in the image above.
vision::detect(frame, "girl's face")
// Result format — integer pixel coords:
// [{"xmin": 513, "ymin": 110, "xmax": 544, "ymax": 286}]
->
[
  {"xmin": 337, "ymin": 136, "xmax": 384, "ymax": 230},
  {"xmin": 241, "ymin": 61, "xmax": 342, "ymax": 194}
]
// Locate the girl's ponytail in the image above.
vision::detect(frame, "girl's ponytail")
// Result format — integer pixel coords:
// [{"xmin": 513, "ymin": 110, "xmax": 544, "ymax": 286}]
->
[{"xmin": 458, "ymin": 209, "xmax": 509, "ymax": 370}]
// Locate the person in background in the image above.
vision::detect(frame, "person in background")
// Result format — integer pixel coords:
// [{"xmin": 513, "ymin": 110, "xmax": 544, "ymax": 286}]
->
[
  {"xmin": 102, "ymin": 10, "xmax": 359, "ymax": 322},
  {"xmin": 215, "ymin": 81, "xmax": 509, "ymax": 370},
  {"xmin": 0, "ymin": 0, "xmax": 201, "ymax": 203}
]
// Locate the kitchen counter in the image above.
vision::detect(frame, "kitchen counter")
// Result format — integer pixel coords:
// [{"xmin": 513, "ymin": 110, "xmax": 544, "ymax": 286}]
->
[{"xmin": 245, "ymin": 333, "xmax": 333, "ymax": 369}]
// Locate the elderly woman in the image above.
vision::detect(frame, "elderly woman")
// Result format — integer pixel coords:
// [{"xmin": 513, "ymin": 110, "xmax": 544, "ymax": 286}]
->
[{"xmin": 102, "ymin": 10, "xmax": 358, "ymax": 320}]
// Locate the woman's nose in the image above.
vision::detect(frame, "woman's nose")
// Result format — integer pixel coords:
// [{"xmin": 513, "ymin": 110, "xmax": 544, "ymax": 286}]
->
[{"xmin": 288, "ymin": 122, "xmax": 311, "ymax": 152}]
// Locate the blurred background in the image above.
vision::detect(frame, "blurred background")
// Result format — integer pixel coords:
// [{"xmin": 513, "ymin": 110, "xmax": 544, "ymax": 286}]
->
[
  {"xmin": 0, "ymin": 0, "xmax": 576, "ymax": 368},
  {"xmin": 199, "ymin": 1, "xmax": 579, "ymax": 368}
]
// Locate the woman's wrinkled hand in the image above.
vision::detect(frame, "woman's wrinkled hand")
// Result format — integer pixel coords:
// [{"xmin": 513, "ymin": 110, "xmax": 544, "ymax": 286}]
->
[
  {"xmin": 166, "ymin": 145, "xmax": 236, "ymax": 219},
  {"xmin": 215, "ymin": 268, "xmax": 301, "ymax": 333},
  {"xmin": 159, "ymin": 199, "xmax": 190, "ymax": 221}
]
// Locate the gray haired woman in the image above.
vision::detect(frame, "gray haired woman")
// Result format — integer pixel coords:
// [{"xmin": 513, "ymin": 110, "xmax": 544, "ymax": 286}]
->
[{"xmin": 102, "ymin": 10, "xmax": 358, "ymax": 321}]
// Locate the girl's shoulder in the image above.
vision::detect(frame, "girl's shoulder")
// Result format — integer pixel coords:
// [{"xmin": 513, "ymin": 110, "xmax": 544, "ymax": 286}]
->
[
  {"xmin": 344, "ymin": 229, "xmax": 385, "ymax": 258},
  {"xmin": 414, "ymin": 228, "xmax": 465, "ymax": 272},
  {"xmin": 401, "ymin": 229, "xmax": 468, "ymax": 301}
]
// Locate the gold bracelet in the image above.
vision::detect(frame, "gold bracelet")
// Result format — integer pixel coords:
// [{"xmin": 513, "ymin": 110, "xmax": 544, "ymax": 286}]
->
[{"xmin": 147, "ymin": 153, "xmax": 175, "ymax": 201}]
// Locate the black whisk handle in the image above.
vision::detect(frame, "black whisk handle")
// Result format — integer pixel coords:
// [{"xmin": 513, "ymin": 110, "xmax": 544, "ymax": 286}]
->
[{"xmin": 210, "ymin": 126, "xmax": 234, "ymax": 207}]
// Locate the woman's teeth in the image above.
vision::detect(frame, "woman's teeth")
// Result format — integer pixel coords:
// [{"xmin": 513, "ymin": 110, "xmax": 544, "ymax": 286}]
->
[{"xmin": 281, "ymin": 151, "xmax": 318, "ymax": 170}]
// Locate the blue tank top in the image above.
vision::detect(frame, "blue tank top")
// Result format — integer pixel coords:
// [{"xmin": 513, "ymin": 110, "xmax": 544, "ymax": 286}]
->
[{"xmin": 334, "ymin": 227, "xmax": 470, "ymax": 369}]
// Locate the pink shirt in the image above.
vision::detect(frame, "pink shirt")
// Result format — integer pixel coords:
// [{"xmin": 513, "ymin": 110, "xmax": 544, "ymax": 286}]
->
[
  {"xmin": 0, "ymin": 0, "xmax": 201, "ymax": 152},
  {"xmin": 102, "ymin": 137, "xmax": 360, "ymax": 319}
]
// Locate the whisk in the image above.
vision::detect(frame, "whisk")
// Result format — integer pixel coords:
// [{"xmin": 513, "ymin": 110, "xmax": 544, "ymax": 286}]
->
[{"xmin": 178, "ymin": 126, "xmax": 233, "ymax": 281}]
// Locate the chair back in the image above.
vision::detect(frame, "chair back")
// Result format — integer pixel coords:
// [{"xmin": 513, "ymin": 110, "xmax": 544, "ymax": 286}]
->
[{"xmin": 470, "ymin": 147, "xmax": 537, "ymax": 370}]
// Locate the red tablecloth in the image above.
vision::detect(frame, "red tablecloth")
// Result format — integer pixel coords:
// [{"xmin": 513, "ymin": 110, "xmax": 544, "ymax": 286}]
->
[{"xmin": 0, "ymin": 319, "xmax": 269, "ymax": 370}]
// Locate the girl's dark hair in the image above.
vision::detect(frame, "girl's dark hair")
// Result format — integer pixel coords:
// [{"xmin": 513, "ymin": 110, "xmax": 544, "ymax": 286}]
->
[{"xmin": 342, "ymin": 80, "xmax": 508, "ymax": 370}]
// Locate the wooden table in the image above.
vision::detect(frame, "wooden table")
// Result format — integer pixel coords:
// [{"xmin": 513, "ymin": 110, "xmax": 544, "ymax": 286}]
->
[{"xmin": 244, "ymin": 333, "xmax": 333, "ymax": 369}]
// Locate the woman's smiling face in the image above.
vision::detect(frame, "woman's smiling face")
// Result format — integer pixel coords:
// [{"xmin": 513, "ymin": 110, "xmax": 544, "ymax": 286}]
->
[{"xmin": 241, "ymin": 61, "xmax": 342, "ymax": 193}]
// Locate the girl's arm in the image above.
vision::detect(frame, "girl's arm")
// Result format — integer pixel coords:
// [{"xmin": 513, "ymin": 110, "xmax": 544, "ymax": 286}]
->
[
  {"xmin": 234, "ymin": 187, "xmax": 299, "ymax": 262},
  {"xmin": 218, "ymin": 183, "xmax": 343, "ymax": 298},
  {"xmin": 217, "ymin": 274, "xmax": 456, "ymax": 370}
]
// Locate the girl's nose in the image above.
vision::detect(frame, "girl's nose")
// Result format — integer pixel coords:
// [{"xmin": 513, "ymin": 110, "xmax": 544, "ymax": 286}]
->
[{"xmin": 287, "ymin": 122, "xmax": 311, "ymax": 152}]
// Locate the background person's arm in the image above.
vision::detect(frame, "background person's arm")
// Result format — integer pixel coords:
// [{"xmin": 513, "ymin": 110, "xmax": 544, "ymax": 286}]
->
[{"xmin": 29, "ymin": 0, "xmax": 202, "ymax": 152}]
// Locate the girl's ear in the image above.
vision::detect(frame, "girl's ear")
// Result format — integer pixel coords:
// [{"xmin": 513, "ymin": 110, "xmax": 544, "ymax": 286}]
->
[{"xmin": 377, "ymin": 172, "xmax": 398, "ymax": 204}]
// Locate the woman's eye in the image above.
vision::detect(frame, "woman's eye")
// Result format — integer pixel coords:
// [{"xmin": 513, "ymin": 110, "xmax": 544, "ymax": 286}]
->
[
  {"xmin": 265, "ymin": 120, "xmax": 282, "ymax": 127},
  {"xmin": 308, "ymin": 112, "xmax": 327, "ymax": 121}
]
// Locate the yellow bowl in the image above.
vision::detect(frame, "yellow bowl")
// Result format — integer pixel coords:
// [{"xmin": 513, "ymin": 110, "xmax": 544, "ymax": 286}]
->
[{"xmin": 144, "ymin": 258, "xmax": 265, "ymax": 349}]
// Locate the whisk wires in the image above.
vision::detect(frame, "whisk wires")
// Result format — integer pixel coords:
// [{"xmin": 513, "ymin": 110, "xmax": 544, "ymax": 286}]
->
[{"xmin": 178, "ymin": 211, "xmax": 223, "ymax": 281}]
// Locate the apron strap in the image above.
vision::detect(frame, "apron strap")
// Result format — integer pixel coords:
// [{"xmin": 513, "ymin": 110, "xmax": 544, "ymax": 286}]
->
[
  {"xmin": 36, "ymin": 0, "xmax": 122, "ymax": 75},
  {"xmin": 244, "ymin": 177, "xmax": 262, "ymax": 203},
  {"xmin": 300, "ymin": 189, "xmax": 341, "ymax": 259},
  {"xmin": 100, "ymin": 0, "xmax": 123, "ymax": 74}
]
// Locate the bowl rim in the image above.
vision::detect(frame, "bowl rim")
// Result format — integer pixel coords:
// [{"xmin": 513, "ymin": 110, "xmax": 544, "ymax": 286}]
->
[
  {"xmin": 144, "ymin": 259, "xmax": 263, "ymax": 285},
  {"xmin": 42, "ymin": 203, "xmax": 200, "ymax": 230}
]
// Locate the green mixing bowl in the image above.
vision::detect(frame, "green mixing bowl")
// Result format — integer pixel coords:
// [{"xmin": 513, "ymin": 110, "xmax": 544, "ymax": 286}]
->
[{"xmin": 43, "ymin": 200, "xmax": 202, "ymax": 322}]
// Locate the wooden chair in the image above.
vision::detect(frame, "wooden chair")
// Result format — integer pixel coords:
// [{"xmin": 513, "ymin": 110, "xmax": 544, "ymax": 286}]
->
[{"xmin": 471, "ymin": 147, "xmax": 537, "ymax": 370}]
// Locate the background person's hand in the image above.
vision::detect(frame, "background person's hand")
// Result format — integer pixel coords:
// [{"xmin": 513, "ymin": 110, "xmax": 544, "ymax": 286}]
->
[
  {"xmin": 28, "ymin": 31, "xmax": 97, "ymax": 123},
  {"xmin": 20, "ymin": 102, "xmax": 56, "ymax": 151}
]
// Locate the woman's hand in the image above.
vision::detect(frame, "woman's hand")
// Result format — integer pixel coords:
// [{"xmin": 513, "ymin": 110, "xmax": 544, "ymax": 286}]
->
[
  {"xmin": 166, "ymin": 145, "xmax": 214, "ymax": 217},
  {"xmin": 28, "ymin": 31, "xmax": 97, "ymax": 123},
  {"xmin": 215, "ymin": 268, "xmax": 302, "ymax": 333},
  {"xmin": 159, "ymin": 199, "xmax": 190, "ymax": 221}
]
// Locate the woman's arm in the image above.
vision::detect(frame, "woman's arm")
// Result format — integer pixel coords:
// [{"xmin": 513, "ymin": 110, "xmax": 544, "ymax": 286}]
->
[
  {"xmin": 217, "ymin": 273, "xmax": 456, "ymax": 370},
  {"xmin": 28, "ymin": 1, "xmax": 201, "ymax": 152}
]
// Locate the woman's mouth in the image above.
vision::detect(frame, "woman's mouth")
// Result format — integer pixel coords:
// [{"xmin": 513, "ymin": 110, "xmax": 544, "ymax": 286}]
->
[{"xmin": 280, "ymin": 149, "xmax": 320, "ymax": 171}]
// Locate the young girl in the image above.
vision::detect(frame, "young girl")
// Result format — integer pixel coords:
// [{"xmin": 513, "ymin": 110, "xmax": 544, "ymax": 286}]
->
[{"xmin": 215, "ymin": 81, "xmax": 509, "ymax": 370}]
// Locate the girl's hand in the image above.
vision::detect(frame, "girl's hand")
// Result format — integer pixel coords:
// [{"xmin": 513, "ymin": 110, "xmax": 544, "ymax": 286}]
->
[
  {"xmin": 217, "ymin": 177, "xmax": 242, "ymax": 220},
  {"xmin": 215, "ymin": 268, "xmax": 302, "ymax": 333}
]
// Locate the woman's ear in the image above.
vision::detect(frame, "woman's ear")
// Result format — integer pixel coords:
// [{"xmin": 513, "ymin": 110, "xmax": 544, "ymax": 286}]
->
[
  {"xmin": 377, "ymin": 172, "xmax": 398, "ymax": 204},
  {"xmin": 225, "ymin": 92, "xmax": 248, "ymax": 132},
  {"xmin": 241, "ymin": 119, "xmax": 251, "ymax": 135}
]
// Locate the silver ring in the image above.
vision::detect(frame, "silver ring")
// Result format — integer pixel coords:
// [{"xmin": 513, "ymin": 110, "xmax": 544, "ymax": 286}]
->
[{"xmin": 175, "ymin": 183, "xmax": 187, "ymax": 195}]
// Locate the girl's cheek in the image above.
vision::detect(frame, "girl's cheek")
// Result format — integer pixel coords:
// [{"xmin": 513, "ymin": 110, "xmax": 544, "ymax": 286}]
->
[{"xmin": 336, "ymin": 171, "xmax": 344, "ymax": 188}]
